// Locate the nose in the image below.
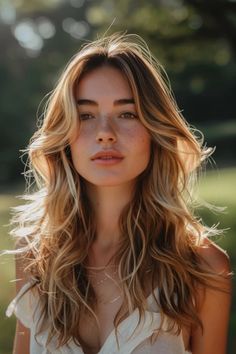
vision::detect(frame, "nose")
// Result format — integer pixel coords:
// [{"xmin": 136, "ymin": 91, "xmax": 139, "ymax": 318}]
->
[{"xmin": 95, "ymin": 118, "xmax": 117, "ymax": 144}]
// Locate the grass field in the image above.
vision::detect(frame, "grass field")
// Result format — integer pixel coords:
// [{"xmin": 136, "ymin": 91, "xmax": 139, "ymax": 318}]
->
[{"xmin": 0, "ymin": 168, "xmax": 235, "ymax": 354}]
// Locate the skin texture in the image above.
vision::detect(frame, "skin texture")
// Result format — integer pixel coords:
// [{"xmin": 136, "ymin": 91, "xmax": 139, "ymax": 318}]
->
[
  {"xmin": 13, "ymin": 65, "xmax": 232, "ymax": 354},
  {"xmin": 71, "ymin": 66, "xmax": 151, "ymax": 187}
]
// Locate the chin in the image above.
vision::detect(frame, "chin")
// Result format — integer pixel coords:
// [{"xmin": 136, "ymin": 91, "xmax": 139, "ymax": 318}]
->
[
  {"xmin": 88, "ymin": 180, "xmax": 129, "ymax": 187},
  {"xmin": 81, "ymin": 175, "xmax": 136, "ymax": 187}
]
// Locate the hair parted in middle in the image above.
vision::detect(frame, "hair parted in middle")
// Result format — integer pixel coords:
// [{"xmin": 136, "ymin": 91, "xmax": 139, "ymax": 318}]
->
[{"xmin": 10, "ymin": 33, "xmax": 222, "ymax": 349}]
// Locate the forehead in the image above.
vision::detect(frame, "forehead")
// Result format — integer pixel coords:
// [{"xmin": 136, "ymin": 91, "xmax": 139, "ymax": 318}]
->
[{"xmin": 75, "ymin": 65, "xmax": 133, "ymax": 99}]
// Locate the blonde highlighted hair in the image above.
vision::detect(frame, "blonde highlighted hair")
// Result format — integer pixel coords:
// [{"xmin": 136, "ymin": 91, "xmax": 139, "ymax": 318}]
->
[{"xmin": 6, "ymin": 33, "xmax": 227, "ymax": 349}]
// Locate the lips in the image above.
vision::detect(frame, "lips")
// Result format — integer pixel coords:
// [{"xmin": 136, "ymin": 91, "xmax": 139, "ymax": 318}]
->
[{"xmin": 91, "ymin": 150, "xmax": 124, "ymax": 160}]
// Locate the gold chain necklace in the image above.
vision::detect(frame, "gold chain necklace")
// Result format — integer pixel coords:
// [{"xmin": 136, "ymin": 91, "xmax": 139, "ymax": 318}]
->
[
  {"xmin": 85, "ymin": 265, "xmax": 118, "ymax": 286},
  {"xmin": 85, "ymin": 265, "xmax": 122, "ymax": 304}
]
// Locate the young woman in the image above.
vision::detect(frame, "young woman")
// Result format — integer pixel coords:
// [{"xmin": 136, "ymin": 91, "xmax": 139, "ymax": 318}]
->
[{"xmin": 5, "ymin": 33, "xmax": 232, "ymax": 354}]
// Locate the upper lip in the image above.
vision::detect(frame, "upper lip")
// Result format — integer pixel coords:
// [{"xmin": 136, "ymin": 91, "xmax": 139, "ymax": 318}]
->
[{"xmin": 91, "ymin": 150, "xmax": 124, "ymax": 160}]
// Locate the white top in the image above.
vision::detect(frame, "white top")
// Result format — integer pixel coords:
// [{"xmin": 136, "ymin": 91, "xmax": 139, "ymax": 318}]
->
[{"xmin": 6, "ymin": 281, "xmax": 192, "ymax": 354}]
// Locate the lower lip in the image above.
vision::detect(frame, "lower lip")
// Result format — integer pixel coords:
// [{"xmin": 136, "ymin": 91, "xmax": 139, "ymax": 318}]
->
[{"xmin": 92, "ymin": 157, "xmax": 124, "ymax": 165}]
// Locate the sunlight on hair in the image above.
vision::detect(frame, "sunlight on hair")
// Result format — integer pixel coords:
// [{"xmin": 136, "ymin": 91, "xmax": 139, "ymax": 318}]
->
[{"xmin": 2, "ymin": 32, "xmax": 228, "ymax": 350}]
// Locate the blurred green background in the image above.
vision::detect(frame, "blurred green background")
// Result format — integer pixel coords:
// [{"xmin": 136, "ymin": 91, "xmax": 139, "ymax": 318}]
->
[{"xmin": 0, "ymin": 0, "xmax": 235, "ymax": 353}]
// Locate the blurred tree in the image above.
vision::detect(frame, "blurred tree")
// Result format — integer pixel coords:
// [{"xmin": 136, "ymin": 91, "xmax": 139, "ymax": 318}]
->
[
  {"xmin": 185, "ymin": 0, "xmax": 236, "ymax": 53},
  {"xmin": 0, "ymin": 0, "xmax": 93, "ymax": 184}
]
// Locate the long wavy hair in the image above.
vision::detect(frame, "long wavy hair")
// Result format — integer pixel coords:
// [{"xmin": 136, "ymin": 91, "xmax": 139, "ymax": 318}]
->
[{"xmin": 6, "ymin": 33, "xmax": 228, "ymax": 349}]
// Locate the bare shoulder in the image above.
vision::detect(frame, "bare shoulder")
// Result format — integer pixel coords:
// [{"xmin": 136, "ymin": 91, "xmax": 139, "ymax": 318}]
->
[
  {"xmin": 190, "ymin": 237, "xmax": 232, "ymax": 354},
  {"xmin": 15, "ymin": 250, "xmax": 31, "ymax": 291},
  {"xmin": 196, "ymin": 237, "xmax": 231, "ymax": 276},
  {"xmin": 13, "ymin": 249, "xmax": 31, "ymax": 354}
]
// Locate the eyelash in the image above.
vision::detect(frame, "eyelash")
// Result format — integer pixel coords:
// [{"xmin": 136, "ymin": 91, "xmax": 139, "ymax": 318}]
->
[
  {"xmin": 120, "ymin": 112, "xmax": 137, "ymax": 119},
  {"xmin": 79, "ymin": 112, "xmax": 137, "ymax": 121},
  {"xmin": 79, "ymin": 113, "xmax": 94, "ymax": 120}
]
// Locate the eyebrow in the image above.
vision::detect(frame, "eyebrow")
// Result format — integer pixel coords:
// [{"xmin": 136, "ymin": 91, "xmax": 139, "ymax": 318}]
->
[{"xmin": 77, "ymin": 98, "xmax": 135, "ymax": 106}]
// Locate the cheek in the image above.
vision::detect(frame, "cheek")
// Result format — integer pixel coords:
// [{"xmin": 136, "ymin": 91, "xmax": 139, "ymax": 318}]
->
[
  {"xmin": 70, "ymin": 127, "xmax": 91, "ymax": 154},
  {"xmin": 127, "ymin": 126, "xmax": 151, "ymax": 155},
  {"xmin": 70, "ymin": 137, "xmax": 86, "ymax": 167}
]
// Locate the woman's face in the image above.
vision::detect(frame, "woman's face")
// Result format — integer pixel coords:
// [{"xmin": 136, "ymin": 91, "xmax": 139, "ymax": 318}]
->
[{"xmin": 70, "ymin": 65, "xmax": 151, "ymax": 187}]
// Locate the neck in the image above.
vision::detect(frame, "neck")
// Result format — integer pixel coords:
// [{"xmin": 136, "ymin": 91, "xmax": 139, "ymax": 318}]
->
[{"xmin": 85, "ymin": 181, "xmax": 135, "ymax": 250}]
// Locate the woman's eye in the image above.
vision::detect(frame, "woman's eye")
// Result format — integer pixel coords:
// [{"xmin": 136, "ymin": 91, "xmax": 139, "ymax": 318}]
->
[
  {"xmin": 79, "ymin": 113, "xmax": 94, "ymax": 120},
  {"xmin": 120, "ymin": 112, "xmax": 137, "ymax": 119}
]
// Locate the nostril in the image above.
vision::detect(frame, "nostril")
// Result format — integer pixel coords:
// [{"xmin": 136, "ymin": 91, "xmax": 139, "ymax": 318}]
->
[{"xmin": 97, "ymin": 137, "xmax": 115, "ymax": 142}]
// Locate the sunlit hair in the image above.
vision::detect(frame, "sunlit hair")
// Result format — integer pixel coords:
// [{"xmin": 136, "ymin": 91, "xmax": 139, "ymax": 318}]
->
[{"xmin": 5, "ymin": 33, "xmax": 228, "ymax": 349}]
